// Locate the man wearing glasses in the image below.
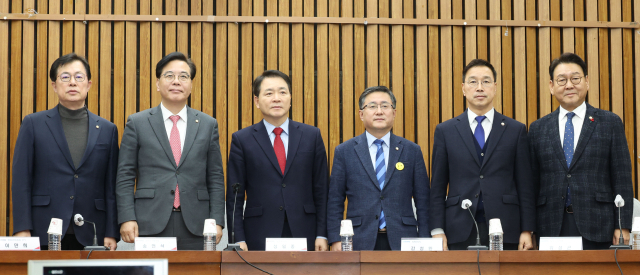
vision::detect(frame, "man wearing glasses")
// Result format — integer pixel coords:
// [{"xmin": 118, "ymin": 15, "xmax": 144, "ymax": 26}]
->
[
  {"xmin": 116, "ymin": 52, "xmax": 225, "ymax": 250},
  {"xmin": 12, "ymin": 53, "xmax": 120, "ymax": 250},
  {"xmin": 430, "ymin": 59, "xmax": 536, "ymax": 250},
  {"xmin": 529, "ymin": 53, "xmax": 633, "ymax": 249},
  {"xmin": 327, "ymin": 86, "xmax": 431, "ymax": 250}
]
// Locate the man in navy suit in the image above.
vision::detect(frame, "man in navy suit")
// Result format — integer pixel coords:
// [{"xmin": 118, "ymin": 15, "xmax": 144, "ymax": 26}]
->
[
  {"xmin": 12, "ymin": 53, "xmax": 119, "ymax": 250},
  {"xmin": 430, "ymin": 59, "xmax": 536, "ymax": 250},
  {"xmin": 226, "ymin": 70, "xmax": 329, "ymax": 251},
  {"xmin": 529, "ymin": 53, "xmax": 633, "ymax": 249},
  {"xmin": 327, "ymin": 86, "xmax": 430, "ymax": 251}
]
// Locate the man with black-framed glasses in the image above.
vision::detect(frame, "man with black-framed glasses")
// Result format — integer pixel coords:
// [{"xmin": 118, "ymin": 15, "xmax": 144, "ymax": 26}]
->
[
  {"xmin": 12, "ymin": 53, "xmax": 120, "ymax": 250},
  {"xmin": 529, "ymin": 52, "xmax": 633, "ymax": 249}
]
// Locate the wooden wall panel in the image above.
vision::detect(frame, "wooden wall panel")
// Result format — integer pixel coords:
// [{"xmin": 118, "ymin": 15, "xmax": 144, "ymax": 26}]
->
[
  {"xmin": 635, "ymin": 0, "xmax": 640, "ymax": 198},
  {"xmin": 241, "ymin": 0, "xmax": 253, "ymax": 129},
  {"xmin": 8, "ymin": 0, "xmax": 22, "ymax": 235},
  {"xmin": 113, "ymin": 0, "xmax": 125, "ymax": 142},
  {"xmin": 329, "ymin": 0, "xmax": 340, "ymax": 167},
  {"xmin": 0, "ymin": 0, "xmax": 9, "ymax": 237},
  {"xmin": 341, "ymin": 0, "xmax": 355, "ymax": 143},
  {"xmin": 392, "ymin": 0, "xmax": 404, "ymax": 136},
  {"xmin": 317, "ymin": 0, "xmax": 329, "ymax": 154}
]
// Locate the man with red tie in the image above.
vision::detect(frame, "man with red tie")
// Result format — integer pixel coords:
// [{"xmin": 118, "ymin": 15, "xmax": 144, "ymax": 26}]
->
[{"xmin": 226, "ymin": 70, "xmax": 329, "ymax": 251}]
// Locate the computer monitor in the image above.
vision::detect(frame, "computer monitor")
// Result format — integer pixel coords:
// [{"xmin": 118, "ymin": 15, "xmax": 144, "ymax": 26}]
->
[{"xmin": 28, "ymin": 259, "xmax": 168, "ymax": 275}]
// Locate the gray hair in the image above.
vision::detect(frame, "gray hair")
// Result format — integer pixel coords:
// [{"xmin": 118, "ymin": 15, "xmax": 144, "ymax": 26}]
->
[{"xmin": 358, "ymin": 86, "xmax": 397, "ymax": 110}]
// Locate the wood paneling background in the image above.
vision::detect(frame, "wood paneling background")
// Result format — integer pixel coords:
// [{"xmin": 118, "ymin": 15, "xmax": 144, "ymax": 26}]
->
[{"xmin": 1, "ymin": 0, "xmax": 639, "ymax": 236}]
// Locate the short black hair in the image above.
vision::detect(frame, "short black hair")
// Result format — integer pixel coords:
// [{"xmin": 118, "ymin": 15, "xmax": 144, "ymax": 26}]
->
[
  {"xmin": 252, "ymin": 70, "xmax": 292, "ymax": 97},
  {"xmin": 549, "ymin": 52, "xmax": 588, "ymax": 79},
  {"xmin": 49, "ymin": 53, "xmax": 91, "ymax": 82},
  {"xmin": 155, "ymin": 52, "xmax": 197, "ymax": 80},
  {"xmin": 462, "ymin": 59, "xmax": 497, "ymax": 82},
  {"xmin": 359, "ymin": 86, "xmax": 397, "ymax": 110}
]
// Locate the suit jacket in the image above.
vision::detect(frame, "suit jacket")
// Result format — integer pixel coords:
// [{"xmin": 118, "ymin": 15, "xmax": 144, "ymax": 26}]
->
[
  {"xmin": 430, "ymin": 110, "xmax": 536, "ymax": 244},
  {"xmin": 226, "ymin": 120, "xmax": 329, "ymax": 251},
  {"xmin": 327, "ymin": 132, "xmax": 430, "ymax": 251},
  {"xmin": 12, "ymin": 106, "xmax": 120, "ymax": 246},
  {"xmin": 529, "ymin": 103, "xmax": 634, "ymax": 242},
  {"xmin": 116, "ymin": 105, "xmax": 225, "ymax": 236}
]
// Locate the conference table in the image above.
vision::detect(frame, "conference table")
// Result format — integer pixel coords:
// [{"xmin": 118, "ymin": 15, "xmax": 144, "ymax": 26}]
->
[{"xmin": 2, "ymin": 250, "xmax": 639, "ymax": 274}]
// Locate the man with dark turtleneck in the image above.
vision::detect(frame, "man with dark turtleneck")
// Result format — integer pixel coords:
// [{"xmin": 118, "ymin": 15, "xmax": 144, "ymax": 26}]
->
[{"xmin": 12, "ymin": 53, "xmax": 120, "ymax": 250}]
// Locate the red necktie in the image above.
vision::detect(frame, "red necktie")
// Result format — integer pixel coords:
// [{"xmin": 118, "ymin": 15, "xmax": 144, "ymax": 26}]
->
[
  {"xmin": 169, "ymin": 115, "xmax": 182, "ymax": 208},
  {"xmin": 273, "ymin": 127, "xmax": 286, "ymax": 175}
]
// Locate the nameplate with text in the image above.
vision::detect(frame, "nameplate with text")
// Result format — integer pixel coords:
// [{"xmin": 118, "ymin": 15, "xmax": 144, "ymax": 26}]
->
[
  {"xmin": 539, "ymin": 237, "xmax": 583, "ymax": 250},
  {"xmin": 265, "ymin": 238, "xmax": 307, "ymax": 251},
  {"xmin": 134, "ymin": 237, "xmax": 177, "ymax": 251},
  {"xmin": 401, "ymin": 238, "xmax": 443, "ymax": 251},
  {"xmin": 0, "ymin": 237, "xmax": 41, "ymax": 251}
]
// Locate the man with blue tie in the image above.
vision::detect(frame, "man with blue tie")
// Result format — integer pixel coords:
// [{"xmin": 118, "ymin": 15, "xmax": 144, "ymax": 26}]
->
[
  {"xmin": 327, "ymin": 86, "xmax": 431, "ymax": 251},
  {"xmin": 529, "ymin": 53, "xmax": 633, "ymax": 249},
  {"xmin": 430, "ymin": 59, "xmax": 536, "ymax": 250}
]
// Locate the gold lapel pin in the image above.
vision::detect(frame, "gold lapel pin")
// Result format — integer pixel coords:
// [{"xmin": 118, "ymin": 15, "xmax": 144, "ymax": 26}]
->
[
  {"xmin": 395, "ymin": 147, "xmax": 399, "ymax": 151},
  {"xmin": 395, "ymin": 162, "xmax": 404, "ymax": 171},
  {"xmin": 96, "ymin": 125, "xmax": 99, "ymax": 129},
  {"xmin": 501, "ymin": 122, "xmax": 505, "ymax": 126},
  {"xmin": 195, "ymin": 119, "xmax": 199, "ymax": 123}
]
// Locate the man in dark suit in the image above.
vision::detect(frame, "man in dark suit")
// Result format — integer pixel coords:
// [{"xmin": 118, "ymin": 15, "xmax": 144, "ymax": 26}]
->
[
  {"xmin": 327, "ymin": 86, "xmax": 430, "ymax": 251},
  {"xmin": 226, "ymin": 70, "xmax": 329, "ymax": 251},
  {"xmin": 529, "ymin": 53, "xmax": 633, "ymax": 249},
  {"xmin": 430, "ymin": 59, "xmax": 536, "ymax": 250},
  {"xmin": 12, "ymin": 53, "xmax": 119, "ymax": 250},
  {"xmin": 117, "ymin": 52, "xmax": 225, "ymax": 250}
]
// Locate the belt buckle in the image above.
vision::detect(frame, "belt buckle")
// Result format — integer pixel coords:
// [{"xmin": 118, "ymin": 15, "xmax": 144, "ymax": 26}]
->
[
  {"xmin": 378, "ymin": 227, "xmax": 387, "ymax": 233},
  {"xmin": 173, "ymin": 207, "xmax": 181, "ymax": 212},
  {"xmin": 565, "ymin": 205, "xmax": 573, "ymax": 214}
]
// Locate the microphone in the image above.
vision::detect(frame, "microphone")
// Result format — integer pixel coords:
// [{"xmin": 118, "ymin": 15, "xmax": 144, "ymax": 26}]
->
[
  {"xmin": 610, "ymin": 195, "xmax": 631, "ymax": 249},
  {"xmin": 74, "ymin": 214, "xmax": 107, "ymax": 251},
  {"xmin": 224, "ymin": 183, "xmax": 243, "ymax": 251},
  {"xmin": 462, "ymin": 199, "xmax": 488, "ymax": 250}
]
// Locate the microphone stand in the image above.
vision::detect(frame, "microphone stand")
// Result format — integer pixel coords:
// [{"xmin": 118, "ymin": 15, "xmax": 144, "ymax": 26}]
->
[
  {"xmin": 610, "ymin": 203, "xmax": 631, "ymax": 250},
  {"xmin": 466, "ymin": 207, "xmax": 488, "ymax": 250},
  {"xmin": 82, "ymin": 220, "xmax": 107, "ymax": 251},
  {"xmin": 225, "ymin": 183, "xmax": 243, "ymax": 251}
]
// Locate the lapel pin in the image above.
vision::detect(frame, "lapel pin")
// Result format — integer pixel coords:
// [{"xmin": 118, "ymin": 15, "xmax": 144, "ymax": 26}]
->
[
  {"xmin": 501, "ymin": 122, "xmax": 505, "ymax": 126},
  {"xmin": 195, "ymin": 119, "xmax": 199, "ymax": 123},
  {"xmin": 96, "ymin": 125, "xmax": 99, "ymax": 129},
  {"xmin": 395, "ymin": 147, "xmax": 399, "ymax": 151},
  {"xmin": 395, "ymin": 162, "xmax": 404, "ymax": 171},
  {"xmin": 589, "ymin": 116, "xmax": 594, "ymax": 122}
]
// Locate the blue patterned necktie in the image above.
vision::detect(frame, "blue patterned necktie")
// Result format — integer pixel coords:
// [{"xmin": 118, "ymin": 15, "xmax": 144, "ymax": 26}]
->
[
  {"xmin": 373, "ymin": 139, "xmax": 386, "ymax": 230},
  {"xmin": 563, "ymin": 112, "xmax": 576, "ymax": 207},
  {"xmin": 474, "ymin": 116, "xmax": 487, "ymax": 149}
]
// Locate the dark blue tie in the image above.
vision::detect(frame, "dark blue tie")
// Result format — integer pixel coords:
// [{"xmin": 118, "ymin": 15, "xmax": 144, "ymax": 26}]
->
[
  {"xmin": 373, "ymin": 139, "xmax": 386, "ymax": 229},
  {"xmin": 474, "ymin": 116, "xmax": 487, "ymax": 149},
  {"xmin": 563, "ymin": 112, "xmax": 576, "ymax": 207}
]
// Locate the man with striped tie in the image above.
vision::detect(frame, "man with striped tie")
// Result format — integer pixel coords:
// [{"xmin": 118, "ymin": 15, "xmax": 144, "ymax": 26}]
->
[{"xmin": 327, "ymin": 86, "xmax": 431, "ymax": 250}]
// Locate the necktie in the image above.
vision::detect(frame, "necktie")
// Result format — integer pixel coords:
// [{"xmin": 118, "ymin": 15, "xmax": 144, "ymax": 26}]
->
[
  {"xmin": 273, "ymin": 127, "xmax": 286, "ymax": 175},
  {"xmin": 169, "ymin": 115, "xmax": 182, "ymax": 208},
  {"xmin": 474, "ymin": 116, "xmax": 487, "ymax": 149},
  {"xmin": 563, "ymin": 112, "xmax": 576, "ymax": 207},
  {"xmin": 373, "ymin": 139, "xmax": 387, "ymax": 230}
]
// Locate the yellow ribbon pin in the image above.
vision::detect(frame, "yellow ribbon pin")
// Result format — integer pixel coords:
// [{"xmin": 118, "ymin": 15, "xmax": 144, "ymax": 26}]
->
[{"xmin": 396, "ymin": 162, "xmax": 404, "ymax": 171}]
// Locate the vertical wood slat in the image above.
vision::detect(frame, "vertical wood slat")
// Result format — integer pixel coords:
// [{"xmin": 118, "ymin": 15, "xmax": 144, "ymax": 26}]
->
[
  {"xmin": 574, "ymin": 0, "xmax": 585, "ymax": 58},
  {"xmin": 165, "ymin": 0, "xmax": 177, "ymax": 53},
  {"xmin": 227, "ymin": 0, "xmax": 240, "ymax": 155},
  {"xmin": 202, "ymin": 0, "xmax": 214, "ymax": 117},
  {"xmin": 328, "ymin": 0, "xmax": 340, "ymax": 167},
  {"xmin": 150, "ymin": 0, "xmax": 163, "ymax": 107},
  {"xmin": 464, "ymin": 0, "xmax": 477, "ymax": 63},
  {"xmin": 621, "ymin": 0, "xmax": 635, "ymax": 191},
  {"xmin": 74, "ymin": 0, "xmax": 86, "ymax": 57},
  {"xmin": 378, "ymin": 0, "xmax": 390, "ymax": 88},
  {"xmin": 415, "ymin": 0, "xmax": 429, "ymax": 171},
  {"xmin": 22, "ymin": 0, "xmax": 35, "ymax": 119},
  {"xmin": 62, "ymin": 0, "xmax": 73, "ymax": 54},
  {"xmin": 476, "ymin": 0, "xmax": 487, "ymax": 60},
  {"xmin": 353, "ymin": 0, "xmax": 365, "ymax": 135},
  {"xmin": 513, "ymin": 0, "xmax": 526, "ymax": 124},
  {"xmin": 87, "ymin": 0, "xmax": 99, "ymax": 113},
  {"xmin": 317, "ymin": 0, "xmax": 329, "ymax": 154},
  {"xmin": 538, "ymin": 0, "xmax": 552, "ymax": 117},
  {"xmin": 366, "ymin": 0, "xmax": 378, "ymax": 87},
  {"xmin": 139, "ymin": 1, "xmax": 151, "ymax": 112},
  {"xmin": 113, "ymin": 0, "xmax": 125, "ymax": 143},
  {"xmin": 241, "ymin": 0, "xmax": 253, "ymax": 128},
  {"xmin": 0, "ymin": 0, "xmax": 8, "ymax": 237},
  {"xmin": 598, "ymin": 0, "xmax": 610, "ymax": 111},
  {"xmin": 278, "ymin": 0, "xmax": 290, "ymax": 77},
  {"xmin": 500, "ymin": 0, "xmax": 513, "ymax": 118},
  {"xmin": 48, "ymin": 0, "xmax": 61, "ymax": 109},
  {"xmin": 526, "ymin": 0, "xmax": 537, "ymax": 126},
  {"xmin": 428, "ymin": 0, "xmax": 439, "ymax": 159},
  {"xmin": 585, "ymin": 0, "xmax": 599, "ymax": 108},
  {"xmin": 635, "ymin": 0, "xmax": 640, "ymax": 198},
  {"xmin": 36, "ymin": 0, "xmax": 48, "ymax": 112},
  {"xmin": 403, "ymin": 0, "xmax": 415, "ymax": 142},
  {"xmin": 8, "ymin": 0, "xmax": 23, "ymax": 235},
  {"xmin": 216, "ymin": 0, "xmax": 228, "ymax": 178},
  {"xmin": 177, "ymin": 0, "xmax": 189, "ymax": 54},
  {"xmin": 341, "ymin": 0, "xmax": 355, "ymax": 142},
  {"xmin": 190, "ymin": 0, "xmax": 202, "ymax": 112},
  {"xmin": 391, "ymin": 0, "xmax": 404, "ymax": 136},
  {"xmin": 488, "ymin": 0, "xmax": 501, "ymax": 114},
  {"xmin": 609, "ymin": 0, "xmax": 623, "ymax": 120},
  {"xmin": 125, "ymin": 0, "xmax": 137, "ymax": 126},
  {"xmin": 253, "ymin": 0, "xmax": 264, "ymax": 123},
  {"xmin": 291, "ymin": 0, "xmax": 303, "ymax": 123},
  {"xmin": 562, "ymin": 0, "xmax": 575, "ymax": 53},
  {"xmin": 266, "ymin": 0, "xmax": 277, "ymax": 70},
  {"xmin": 549, "ymin": 0, "xmax": 561, "ymax": 111},
  {"xmin": 304, "ymin": 0, "xmax": 315, "ymax": 125},
  {"xmin": 99, "ymin": 0, "xmax": 112, "ymax": 120},
  {"xmin": 452, "ymin": 0, "xmax": 464, "ymax": 117}
]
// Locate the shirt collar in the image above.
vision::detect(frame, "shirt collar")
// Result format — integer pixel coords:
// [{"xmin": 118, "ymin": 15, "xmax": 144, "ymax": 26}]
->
[
  {"xmin": 263, "ymin": 118, "xmax": 290, "ymax": 135},
  {"xmin": 160, "ymin": 103, "xmax": 188, "ymax": 122},
  {"xmin": 467, "ymin": 108, "xmax": 495, "ymax": 125},
  {"xmin": 366, "ymin": 131, "xmax": 391, "ymax": 148},
  {"xmin": 559, "ymin": 101, "xmax": 587, "ymax": 120}
]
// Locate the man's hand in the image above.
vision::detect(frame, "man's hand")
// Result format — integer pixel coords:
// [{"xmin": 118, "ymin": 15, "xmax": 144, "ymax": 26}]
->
[
  {"xmin": 14, "ymin": 230, "xmax": 31, "ymax": 237},
  {"xmin": 613, "ymin": 229, "xmax": 630, "ymax": 245},
  {"xmin": 315, "ymin": 238, "xmax": 329, "ymax": 251},
  {"xmin": 331, "ymin": 241, "xmax": 342, "ymax": 251},
  {"xmin": 238, "ymin": 242, "xmax": 248, "ymax": 251},
  {"xmin": 120, "ymin": 221, "xmax": 139, "ymax": 243},
  {"xmin": 216, "ymin": 225, "xmax": 223, "ymax": 244},
  {"xmin": 518, "ymin": 231, "xmax": 533, "ymax": 250},
  {"xmin": 433, "ymin": 234, "xmax": 448, "ymax": 251},
  {"xmin": 104, "ymin": 237, "xmax": 117, "ymax": 251}
]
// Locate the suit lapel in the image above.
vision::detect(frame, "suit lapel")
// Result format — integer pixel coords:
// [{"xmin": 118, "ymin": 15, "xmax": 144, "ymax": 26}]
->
[
  {"xmin": 253, "ymin": 120, "xmax": 284, "ymax": 175},
  {"xmin": 384, "ymin": 133, "xmax": 403, "ymax": 186},
  {"xmin": 549, "ymin": 108, "xmax": 569, "ymax": 172},
  {"xmin": 148, "ymin": 105, "xmax": 178, "ymax": 168},
  {"xmin": 76, "ymin": 111, "xmax": 102, "ymax": 169},
  {"xmin": 44, "ymin": 106, "xmax": 75, "ymax": 169},
  {"xmin": 178, "ymin": 107, "xmax": 199, "ymax": 168},
  {"xmin": 569, "ymin": 104, "xmax": 596, "ymax": 170},
  {"xmin": 455, "ymin": 111, "xmax": 481, "ymax": 167},
  {"xmin": 354, "ymin": 133, "xmax": 380, "ymax": 190},
  {"xmin": 283, "ymin": 120, "xmax": 301, "ymax": 179},
  {"xmin": 480, "ymin": 112, "xmax": 507, "ymax": 167}
]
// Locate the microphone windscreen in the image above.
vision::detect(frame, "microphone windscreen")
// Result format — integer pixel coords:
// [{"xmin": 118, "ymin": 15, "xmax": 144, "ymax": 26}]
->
[
  {"xmin": 73, "ymin": 214, "xmax": 84, "ymax": 226},
  {"xmin": 461, "ymin": 199, "xmax": 472, "ymax": 210},
  {"xmin": 614, "ymin": 195, "xmax": 625, "ymax": 207}
]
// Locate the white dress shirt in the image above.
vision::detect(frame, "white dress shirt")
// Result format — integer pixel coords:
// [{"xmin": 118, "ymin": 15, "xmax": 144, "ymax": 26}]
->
[
  {"xmin": 160, "ymin": 103, "xmax": 187, "ymax": 151},
  {"xmin": 365, "ymin": 131, "xmax": 390, "ymax": 170},
  {"xmin": 559, "ymin": 101, "xmax": 586, "ymax": 150},
  {"xmin": 263, "ymin": 118, "xmax": 290, "ymax": 156}
]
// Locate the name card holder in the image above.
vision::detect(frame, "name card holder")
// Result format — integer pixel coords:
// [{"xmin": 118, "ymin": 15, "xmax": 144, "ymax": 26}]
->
[
  {"xmin": 265, "ymin": 238, "xmax": 307, "ymax": 251},
  {"xmin": 539, "ymin": 237, "xmax": 583, "ymax": 250},
  {"xmin": 401, "ymin": 238, "xmax": 444, "ymax": 251},
  {"xmin": 134, "ymin": 237, "xmax": 177, "ymax": 251},
  {"xmin": 0, "ymin": 237, "xmax": 41, "ymax": 251}
]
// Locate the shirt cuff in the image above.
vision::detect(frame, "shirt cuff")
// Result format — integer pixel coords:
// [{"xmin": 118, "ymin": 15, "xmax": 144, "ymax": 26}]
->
[
  {"xmin": 431, "ymin": 228, "xmax": 445, "ymax": 236},
  {"xmin": 316, "ymin": 236, "xmax": 327, "ymax": 240}
]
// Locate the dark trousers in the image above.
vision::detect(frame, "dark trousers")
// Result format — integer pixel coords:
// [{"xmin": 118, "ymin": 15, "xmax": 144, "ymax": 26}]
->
[
  {"xmin": 44, "ymin": 234, "xmax": 85, "ymax": 250},
  {"xmin": 448, "ymin": 222, "xmax": 518, "ymax": 250},
  {"xmin": 282, "ymin": 215, "xmax": 293, "ymax": 237},
  {"xmin": 374, "ymin": 232, "xmax": 392, "ymax": 250},
  {"xmin": 558, "ymin": 211, "xmax": 611, "ymax": 250},
  {"xmin": 144, "ymin": 211, "xmax": 202, "ymax": 250}
]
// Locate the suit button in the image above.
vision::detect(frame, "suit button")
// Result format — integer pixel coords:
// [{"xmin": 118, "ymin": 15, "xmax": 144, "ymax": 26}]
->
[
  {"xmin": 176, "ymin": 170, "xmax": 180, "ymax": 175},
  {"xmin": 70, "ymin": 196, "xmax": 74, "ymax": 200},
  {"xmin": 279, "ymin": 206, "xmax": 284, "ymax": 211},
  {"xmin": 567, "ymin": 174, "xmax": 571, "ymax": 178},
  {"xmin": 481, "ymin": 153, "xmax": 484, "ymax": 156},
  {"xmin": 562, "ymin": 196, "xmax": 565, "ymax": 200},
  {"xmin": 475, "ymin": 194, "xmax": 479, "ymax": 198},
  {"xmin": 380, "ymin": 196, "xmax": 384, "ymax": 200},
  {"xmin": 376, "ymin": 215, "xmax": 379, "ymax": 220},
  {"xmin": 171, "ymin": 190, "xmax": 175, "ymax": 194},
  {"xmin": 480, "ymin": 175, "xmax": 484, "ymax": 179},
  {"xmin": 74, "ymin": 174, "xmax": 78, "ymax": 179},
  {"xmin": 282, "ymin": 184, "xmax": 286, "ymax": 188}
]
